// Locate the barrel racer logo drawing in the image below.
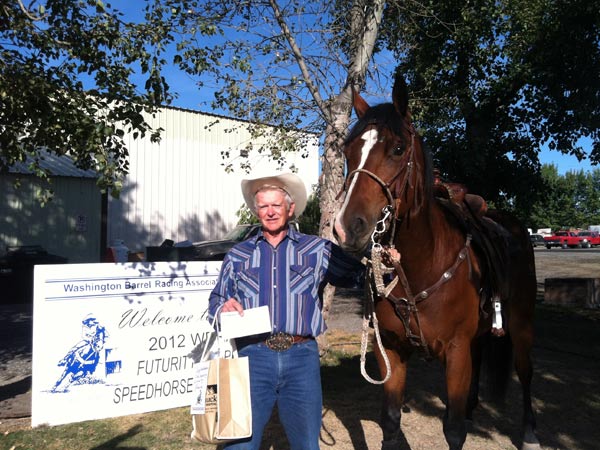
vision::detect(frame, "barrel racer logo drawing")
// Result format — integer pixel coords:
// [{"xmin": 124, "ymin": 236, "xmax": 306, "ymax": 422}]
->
[{"xmin": 52, "ymin": 314, "xmax": 121, "ymax": 392}]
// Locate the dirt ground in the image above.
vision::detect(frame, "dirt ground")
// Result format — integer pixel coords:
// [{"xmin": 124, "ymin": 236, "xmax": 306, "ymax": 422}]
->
[
  {"xmin": 319, "ymin": 249, "xmax": 600, "ymax": 450},
  {"xmin": 1, "ymin": 249, "xmax": 600, "ymax": 449}
]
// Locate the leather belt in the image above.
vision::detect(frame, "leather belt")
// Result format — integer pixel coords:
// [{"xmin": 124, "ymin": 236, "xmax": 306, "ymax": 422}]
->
[{"xmin": 236, "ymin": 332, "xmax": 314, "ymax": 351}]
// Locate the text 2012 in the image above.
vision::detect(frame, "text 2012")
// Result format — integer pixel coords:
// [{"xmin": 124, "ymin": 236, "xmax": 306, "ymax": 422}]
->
[{"xmin": 148, "ymin": 334, "xmax": 186, "ymax": 351}]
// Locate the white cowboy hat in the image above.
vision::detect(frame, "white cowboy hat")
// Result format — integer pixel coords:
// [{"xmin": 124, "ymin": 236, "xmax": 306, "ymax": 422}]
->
[{"xmin": 241, "ymin": 172, "xmax": 307, "ymax": 219}]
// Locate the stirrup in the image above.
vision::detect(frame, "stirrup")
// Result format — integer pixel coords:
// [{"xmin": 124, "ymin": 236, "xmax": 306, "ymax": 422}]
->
[{"xmin": 491, "ymin": 297, "xmax": 505, "ymax": 337}]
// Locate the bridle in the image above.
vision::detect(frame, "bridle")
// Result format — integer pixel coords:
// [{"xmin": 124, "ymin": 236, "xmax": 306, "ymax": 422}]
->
[{"xmin": 340, "ymin": 122, "xmax": 418, "ymax": 244}]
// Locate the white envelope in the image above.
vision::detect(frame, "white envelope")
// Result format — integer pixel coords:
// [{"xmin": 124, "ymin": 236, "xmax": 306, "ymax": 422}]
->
[{"xmin": 220, "ymin": 305, "xmax": 272, "ymax": 339}]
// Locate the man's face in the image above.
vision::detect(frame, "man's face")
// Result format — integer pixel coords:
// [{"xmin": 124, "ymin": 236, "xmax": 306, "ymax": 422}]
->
[{"xmin": 255, "ymin": 189, "xmax": 295, "ymax": 234}]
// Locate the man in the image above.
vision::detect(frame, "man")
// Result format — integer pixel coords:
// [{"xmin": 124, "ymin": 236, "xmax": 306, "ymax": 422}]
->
[{"xmin": 208, "ymin": 172, "xmax": 363, "ymax": 450}]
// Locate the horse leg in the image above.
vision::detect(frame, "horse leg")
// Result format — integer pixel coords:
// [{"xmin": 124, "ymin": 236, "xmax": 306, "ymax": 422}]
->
[
  {"xmin": 375, "ymin": 342, "xmax": 411, "ymax": 449},
  {"xmin": 466, "ymin": 337, "xmax": 483, "ymax": 421},
  {"xmin": 509, "ymin": 309, "xmax": 541, "ymax": 450},
  {"xmin": 443, "ymin": 342, "xmax": 473, "ymax": 450}
]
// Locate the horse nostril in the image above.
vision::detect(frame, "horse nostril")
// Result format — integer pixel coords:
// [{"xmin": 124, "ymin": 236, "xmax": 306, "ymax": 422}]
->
[
  {"xmin": 334, "ymin": 212, "xmax": 370, "ymax": 249},
  {"xmin": 351, "ymin": 216, "xmax": 368, "ymax": 237}
]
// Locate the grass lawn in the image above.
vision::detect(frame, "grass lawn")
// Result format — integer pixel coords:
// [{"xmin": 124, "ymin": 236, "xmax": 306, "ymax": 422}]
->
[{"xmin": 1, "ymin": 330, "xmax": 366, "ymax": 450}]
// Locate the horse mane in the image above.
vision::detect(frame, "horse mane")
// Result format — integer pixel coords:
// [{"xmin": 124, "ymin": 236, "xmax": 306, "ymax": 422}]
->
[{"xmin": 416, "ymin": 137, "xmax": 434, "ymax": 212}]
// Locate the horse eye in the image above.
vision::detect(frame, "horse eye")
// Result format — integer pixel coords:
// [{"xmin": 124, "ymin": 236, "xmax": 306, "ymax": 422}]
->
[{"xmin": 392, "ymin": 144, "xmax": 405, "ymax": 156}]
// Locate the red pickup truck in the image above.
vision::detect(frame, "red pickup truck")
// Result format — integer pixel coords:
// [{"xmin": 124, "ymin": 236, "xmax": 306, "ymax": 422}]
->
[
  {"xmin": 577, "ymin": 230, "xmax": 600, "ymax": 248},
  {"xmin": 543, "ymin": 231, "xmax": 584, "ymax": 249}
]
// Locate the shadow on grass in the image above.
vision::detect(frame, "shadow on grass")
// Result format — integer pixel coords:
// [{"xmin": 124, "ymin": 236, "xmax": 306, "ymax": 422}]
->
[{"xmin": 90, "ymin": 424, "xmax": 145, "ymax": 450}]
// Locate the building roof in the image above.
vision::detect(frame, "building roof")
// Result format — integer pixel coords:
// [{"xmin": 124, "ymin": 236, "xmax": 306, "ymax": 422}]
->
[{"xmin": 5, "ymin": 151, "xmax": 97, "ymax": 178}]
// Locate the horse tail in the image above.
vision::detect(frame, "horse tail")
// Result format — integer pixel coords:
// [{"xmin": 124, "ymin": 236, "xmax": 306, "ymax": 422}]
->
[{"xmin": 481, "ymin": 331, "xmax": 513, "ymax": 403}]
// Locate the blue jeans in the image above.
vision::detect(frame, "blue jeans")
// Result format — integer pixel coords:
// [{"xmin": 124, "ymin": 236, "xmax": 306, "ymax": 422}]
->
[{"xmin": 224, "ymin": 339, "xmax": 322, "ymax": 450}]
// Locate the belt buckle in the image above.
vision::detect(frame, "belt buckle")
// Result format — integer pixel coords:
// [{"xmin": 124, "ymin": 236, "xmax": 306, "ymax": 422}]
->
[{"xmin": 265, "ymin": 332, "xmax": 294, "ymax": 351}]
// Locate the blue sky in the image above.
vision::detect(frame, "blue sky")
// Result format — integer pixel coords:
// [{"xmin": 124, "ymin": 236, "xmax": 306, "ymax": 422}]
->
[
  {"xmin": 538, "ymin": 144, "xmax": 595, "ymax": 174},
  {"xmin": 115, "ymin": 2, "xmax": 596, "ymax": 176}
]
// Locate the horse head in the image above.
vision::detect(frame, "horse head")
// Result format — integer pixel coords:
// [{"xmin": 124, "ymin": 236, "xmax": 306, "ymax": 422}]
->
[{"xmin": 334, "ymin": 73, "xmax": 431, "ymax": 254}]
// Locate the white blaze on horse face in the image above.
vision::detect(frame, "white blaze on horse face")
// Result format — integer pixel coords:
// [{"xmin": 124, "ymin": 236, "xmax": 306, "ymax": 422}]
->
[{"xmin": 334, "ymin": 128, "xmax": 379, "ymax": 242}]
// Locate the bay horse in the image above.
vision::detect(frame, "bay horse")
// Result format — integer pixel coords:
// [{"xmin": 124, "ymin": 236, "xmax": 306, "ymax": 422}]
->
[{"xmin": 333, "ymin": 73, "xmax": 540, "ymax": 450}]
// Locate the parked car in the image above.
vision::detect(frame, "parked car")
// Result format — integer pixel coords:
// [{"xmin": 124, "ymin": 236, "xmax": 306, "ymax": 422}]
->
[
  {"xmin": 0, "ymin": 245, "xmax": 68, "ymax": 303},
  {"xmin": 191, "ymin": 224, "xmax": 262, "ymax": 261},
  {"xmin": 576, "ymin": 230, "xmax": 600, "ymax": 248},
  {"xmin": 529, "ymin": 234, "xmax": 546, "ymax": 247},
  {"xmin": 543, "ymin": 231, "xmax": 584, "ymax": 249},
  {"xmin": 191, "ymin": 222, "xmax": 300, "ymax": 261}
]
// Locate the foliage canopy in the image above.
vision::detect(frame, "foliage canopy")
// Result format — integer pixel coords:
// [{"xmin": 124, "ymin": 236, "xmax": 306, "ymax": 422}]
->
[
  {"xmin": 379, "ymin": 0, "xmax": 599, "ymax": 218},
  {"xmin": 2, "ymin": 0, "xmax": 598, "ymax": 225},
  {"xmin": 0, "ymin": 0, "xmax": 216, "ymax": 200},
  {"xmin": 530, "ymin": 165, "xmax": 600, "ymax": 230}
]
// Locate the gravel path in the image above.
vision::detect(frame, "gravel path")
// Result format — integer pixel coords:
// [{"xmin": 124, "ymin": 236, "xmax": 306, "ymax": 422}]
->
[{"xmin": 0, "ymin": 303, "xmax": 32, "ymax": 420}]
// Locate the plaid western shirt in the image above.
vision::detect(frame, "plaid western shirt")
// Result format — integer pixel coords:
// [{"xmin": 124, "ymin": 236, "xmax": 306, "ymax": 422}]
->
[{"xmin": 208, "ymin": 226, "xmax": 363, "ymax": 337}]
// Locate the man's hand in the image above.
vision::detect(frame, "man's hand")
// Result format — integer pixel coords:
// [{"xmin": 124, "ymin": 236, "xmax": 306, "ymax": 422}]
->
[
  {"xmin": 382, "ymin": 247, "xmax": 401, "ymax": 267},
  {"xmin": 221, "ymin": 298, "xmax": 244, "ymax": 316}
]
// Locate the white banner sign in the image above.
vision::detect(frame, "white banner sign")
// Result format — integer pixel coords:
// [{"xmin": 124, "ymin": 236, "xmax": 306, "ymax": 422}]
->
[{"xmin": 31, "ymin": 261, "xmax": 223, "ymax": 427}]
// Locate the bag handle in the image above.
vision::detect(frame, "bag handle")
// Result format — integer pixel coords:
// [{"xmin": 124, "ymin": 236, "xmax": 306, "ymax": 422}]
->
[
  {"xmin": 189, "ymin": 303, "xmax": 226, "ymax": 363},
  {"xmin": 204, "ymin": 303, "xmax": 227, "ymax": 361}
]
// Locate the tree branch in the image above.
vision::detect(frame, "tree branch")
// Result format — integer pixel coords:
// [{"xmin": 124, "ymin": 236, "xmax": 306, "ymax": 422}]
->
[
  {"xmin": 267, "ymin": 0, "xmax": 329, "ymax": 121},
  {"xmin": 17, "ymin": 0, "xmax": 47, "ymax": 21},
  {"xmin": 347, "ymin": 0, "xmax": 386, "ymax": 91}
]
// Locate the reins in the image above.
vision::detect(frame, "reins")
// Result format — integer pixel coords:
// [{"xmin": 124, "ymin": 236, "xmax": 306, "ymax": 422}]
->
[{"xmin": 359, "ymin": 208, "xmax": 473, "ymax": 384}]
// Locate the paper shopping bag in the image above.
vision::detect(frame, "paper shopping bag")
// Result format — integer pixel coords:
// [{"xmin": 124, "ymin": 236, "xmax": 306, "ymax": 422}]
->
[{"xmin": 191, "ymin": 356, "xmax": 252, "ymax": 444}]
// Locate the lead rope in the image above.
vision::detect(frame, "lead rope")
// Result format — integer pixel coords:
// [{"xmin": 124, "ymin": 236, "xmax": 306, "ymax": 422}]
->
[{"xmin": 360, "ymin": 208, "xmax": 395, "ymax": 384}]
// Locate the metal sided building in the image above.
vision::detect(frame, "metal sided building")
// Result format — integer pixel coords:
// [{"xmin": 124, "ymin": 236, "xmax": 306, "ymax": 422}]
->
[
  {"xmin": 1, "ymin": 107, "xmax": 319, "ymax": 264},
  {"xmin": 107, "ymin": 107, "xmax": 320, "ymax": 254},
  {"xmin": 0, "ymin": 154, "xmax": 102, "ymax": 264}
]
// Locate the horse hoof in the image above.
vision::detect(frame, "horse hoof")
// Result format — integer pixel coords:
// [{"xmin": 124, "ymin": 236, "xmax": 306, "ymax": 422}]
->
[
  {"xmin": 521, "ymin": 441, "xmax": 541, "ymax": 450},
  {"xmin": 521, "ymin": 427, "xmax": 541, "ymax": 450}
]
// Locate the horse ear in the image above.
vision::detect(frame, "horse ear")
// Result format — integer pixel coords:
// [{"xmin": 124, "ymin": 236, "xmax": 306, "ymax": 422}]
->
[
  {"xmin": 392, "ymin": 72, "xmax": 409, "ymax": 117},
  {"xmin": 352, "ymin": 87, "xmax": 370, "ymax": 119}
]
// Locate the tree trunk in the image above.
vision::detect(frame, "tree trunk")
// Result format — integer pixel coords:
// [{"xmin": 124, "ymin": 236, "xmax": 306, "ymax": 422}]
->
[
  {"xmin": 316, "ymin": 0, "xmax": 386, "ymax": 353},
  {"xmin": 317, "ymin": 95, "xmax": 352, "ymax": 353}
]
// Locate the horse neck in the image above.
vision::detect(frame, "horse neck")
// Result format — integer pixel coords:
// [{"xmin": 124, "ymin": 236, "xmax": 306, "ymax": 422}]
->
[
  {"xmin": 394, "ymin": 195, "xmax": 460, "ymax": 271},
  {"xmin": 395, "ymin": 196, "xmax": 435, "ymax": 253}
]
